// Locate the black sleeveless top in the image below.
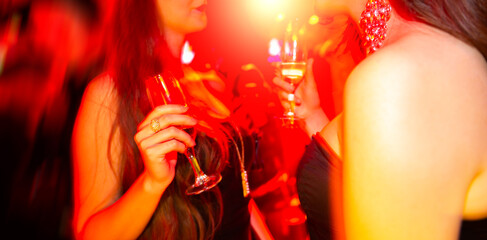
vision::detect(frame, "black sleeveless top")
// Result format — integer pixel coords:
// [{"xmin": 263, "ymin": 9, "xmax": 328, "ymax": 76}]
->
[
  {"xmin": 297, "ymin": 136, "xmax": 341, "ymax": 240},
  {"xmin": 213, "ymin": 163, "xmax": 251, "ymax": 240},
  {"xmin": 213, "ymin": 126, "xmax": 254, "ymax": 240},
  {"xmin": 297, "ymin": 136, "xmax": 487, "ymax": 240}
]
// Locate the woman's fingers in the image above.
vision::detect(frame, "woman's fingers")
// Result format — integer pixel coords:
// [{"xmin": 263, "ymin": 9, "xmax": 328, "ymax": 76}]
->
[
  {"xmin": 277, "ymin": 90, "xmax": 302, "ymax": 104},
  {"xmin": 272, "ymin": 76, "xmax": 295, "ymax": 93},
  {"xmin": 145, "ymin": 139, "xmax": 188, "ymax": 159},
  {"xmin": 134, "ymin": 105, "xmax": 199, "ymax": 185},
  {"xmin": 142, "ymin": 139, "xmax": 184, "ymax": 184},
  {"xmin": 295, "ymin": 96, "xmax": 302, "ymax": 105},
  {"xmin": 134, "ymin": 104, "xmax": 198, "ymax": 162},
  {"xmin": 142, "ymin": 113, "xmax": 196, "ymax": 132},
  {"xmin": 134, "ymin": 115, "xmax": 197, "ymax": 157},
  {"xmin": 137, "ymin": 126, "xmax": 195, "ymax": 151},
  {"xmin": 305, "ymin": 59, "xmax": 315, "ymax": 83},
  {"xmin": 138, "ymin": 104, "xmax": 189, "ymax": 130}
]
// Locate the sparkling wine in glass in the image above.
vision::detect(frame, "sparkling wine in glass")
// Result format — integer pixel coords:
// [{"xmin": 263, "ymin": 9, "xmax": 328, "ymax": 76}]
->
[
  {"xmin": 279, "ymin": 18, "xmax": 307, "ymax": 127},
  {"xmin": 281, "ymin": 61, "xmax": 307, "ymax": 86},
  {"xmin": 145, "ymin": 73, "xmax": 222, "ymax": 195}
]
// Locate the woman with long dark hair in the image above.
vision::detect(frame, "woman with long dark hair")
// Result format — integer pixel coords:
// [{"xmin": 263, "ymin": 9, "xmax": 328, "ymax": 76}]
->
[
  {"xmin": 70, "ymin": 0, "xmax": 271, "ymax": 239},
  {"xmin": 275, "ymin": 0, "xmax": 487, "ymax": 239}
]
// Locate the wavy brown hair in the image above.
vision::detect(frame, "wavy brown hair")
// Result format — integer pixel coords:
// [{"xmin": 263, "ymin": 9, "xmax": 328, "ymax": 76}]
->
[
  {"xmin": 390, "ymin": 0, "xmax": 487, "ymax": 60},
  {"xmin": 105, "ymin": 0, "xmax": 229, "ymax": 239}
]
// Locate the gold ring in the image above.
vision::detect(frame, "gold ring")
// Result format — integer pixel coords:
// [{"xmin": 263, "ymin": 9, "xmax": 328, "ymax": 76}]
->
[{"xmin": 150, "ymin": 119, "xmax": 160, "ymax": 133}]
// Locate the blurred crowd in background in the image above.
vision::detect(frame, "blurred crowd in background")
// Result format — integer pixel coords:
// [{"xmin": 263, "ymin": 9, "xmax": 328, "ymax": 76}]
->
[
  {"xmin": 1, "ymin": 1, "xmax": 111, "ymax": 238},
  {"xmin": 0, "ymin": 0, "xmax": 354, "ymax": 238}
]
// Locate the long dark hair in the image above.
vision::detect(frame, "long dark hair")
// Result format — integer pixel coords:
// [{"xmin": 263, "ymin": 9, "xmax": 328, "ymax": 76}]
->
[
  {"xmin": 106, "ymin": 0, "xmax": 228, "ymax": 239},
  {"xmin": 390, "ymin": 0, "xmax": 487, "ymax": 60}
]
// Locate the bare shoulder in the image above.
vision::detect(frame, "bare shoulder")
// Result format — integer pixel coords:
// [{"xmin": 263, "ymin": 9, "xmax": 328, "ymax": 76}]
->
[
  {"xmin": 349, "ymin": 25, "xmax": 487, "ymax": 87},
  {"xmin": 346, "ymin": 27, "xmax": 487, "ymax": 133},
  {"xmin": 72, "ymin": 72, "xmax": 122, "ymax": 168},
  {"xmin": 344, "ymin": 28, "xmax": 487, "ymax": 221},
  {"xmin": 82, "ymin": 72, "xmax": 118, "ymax": 110},
  {"xmin": 73, "ymin": 72, "xmax": 120, "ymax": 152},
  {"xmin": 346, "ymin": 25, "xmax": 487, "ymax": 162},
  {"xmin": 73, "ymin": 72, "xmax": 119, "ymax": 141},
  {"xmin": 73, "ymin": 72, "xmax": 120, "ymax": 158}
]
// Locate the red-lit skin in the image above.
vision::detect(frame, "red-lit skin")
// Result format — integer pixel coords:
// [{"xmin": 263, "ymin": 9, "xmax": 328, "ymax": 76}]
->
[
  {"xmin": 272, "ymin": 2, "xmax": 358, "ymax": 239},
  {"xmin": 313, "ymin": 0, "xmax": 363, "ymax": 20},
  {"xmin": 72, "ymin": 0, "xmax": 208, "ymax": 239},
  {"xmin": 156, "ymin": 0, "xmax": 208, "ymax": 57},
  {"xmin": 343, "ymin": 16, "xmax": 487, "ymax": 239},
  {"xmin": 72, "ymin": 0, "xmax": 274, "ymax": 239},
  {"xmin": 276, "ymin": 0, "xmax": 487, "ymax": 239}
]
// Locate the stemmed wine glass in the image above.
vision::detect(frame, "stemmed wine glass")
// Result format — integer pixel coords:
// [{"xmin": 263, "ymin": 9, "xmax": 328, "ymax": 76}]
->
[
  {"xmin": 279, "ymin": 18, "xmax": 307, "ymax": 127},
  {"xmin": 145, "ymin": 73, "xmax": 222, "ymax": 195}
]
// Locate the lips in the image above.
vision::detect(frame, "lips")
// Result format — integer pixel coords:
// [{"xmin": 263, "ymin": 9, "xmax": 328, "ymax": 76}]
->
[{"xmin": 196, "ymin": 4, "xmax": 207, "ymax": 12}]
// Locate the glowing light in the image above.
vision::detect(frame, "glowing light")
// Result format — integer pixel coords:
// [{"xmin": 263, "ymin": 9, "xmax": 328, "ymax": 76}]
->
[
  {"xmin": 249, "ymin": 0, "xmax": 280, "ymax": 15},
  {"xmin": 181, "ymin": 41, "xmax": 195, "ymax": 64},
  {"xmin": 276, "ymin": 13, "xmax": 285, "ymax": 22},
  {"xmin": 279, "ymin": 173, "xmax": 288, "ymax": 182},
  {"xmin": 241, "ymin": 63, "xmax": 257, "ymax": 71},
  {"xmin": 290, "ymin": 196, "xmax": 301, "ymax": 207},
  {"xmin": 284, "ymin": 42, "xmax": 290, "ymax": 55},
  {"xmin": 309, "ymin": 14, "xmax": 319, "ymax": 25},
  {"xmin": 286, "ymin": 22, "xmax": 292, "ymax": 33},
  {"xmin": 289, "ymin": 217, "xmax": 301, "ymax": 224},
  {"xmin": 268, "ymin": 38, "xmax": 281, "ymax": 56},
  {"xmin": 260, "ymin": 0, "xmax": 279, "ymax": 8},
  {"xmin": 245, "ymin": 82, "xmax": 257, "ymax": 88}
]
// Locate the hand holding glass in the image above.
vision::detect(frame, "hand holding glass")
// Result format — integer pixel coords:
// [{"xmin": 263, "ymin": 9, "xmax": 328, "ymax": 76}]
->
[
  {"xmin": 145, "ymin": 73, "xmax": 221, "ymax": 195},
  {"xmin": 279, "ymin": 18, "xmax": 307, "ymax": 127}
]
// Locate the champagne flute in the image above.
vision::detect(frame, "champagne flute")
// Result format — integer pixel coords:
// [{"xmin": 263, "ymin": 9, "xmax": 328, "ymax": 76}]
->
[
  {"xmin": 145, "ymin": 73, "xmax": 222, "ymax": 195},
  {"xmin": 279, "ymin": 18, "xmax": 307, "ymax": 127}
]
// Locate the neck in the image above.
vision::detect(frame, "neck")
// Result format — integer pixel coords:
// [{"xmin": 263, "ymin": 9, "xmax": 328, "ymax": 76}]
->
[
  {"xmin": 350, "ymin": 0, "xmax": 368, "ymax": 23},
  {"xmin": 381, "ymin": 8, "xmax": 415, "ymax": 48},
  {"xmin": 163, "ymin": 27, "xmax": 185, "ymax": 59}
]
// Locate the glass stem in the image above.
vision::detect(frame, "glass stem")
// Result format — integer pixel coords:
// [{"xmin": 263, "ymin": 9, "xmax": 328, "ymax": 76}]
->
[
  {"xmin": 185, "ymin": 147, "xmax": 204, "ymax": 178},
  {"xmin": 290, "ymin": 99, "xmax": 296, "ymax": 125},
  {"xmin": 288, "ymin": 92, "xmax": 296, "ymax": 125}
]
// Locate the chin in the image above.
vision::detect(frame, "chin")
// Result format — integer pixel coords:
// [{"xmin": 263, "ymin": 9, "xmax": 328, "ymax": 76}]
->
[
  {"xmin": 314, "ymin": 2, "xmax": 350, "ymax": 17},
  {"xmin": 188, "ymin": 18, "xmax": 207, "ymax": 32}
]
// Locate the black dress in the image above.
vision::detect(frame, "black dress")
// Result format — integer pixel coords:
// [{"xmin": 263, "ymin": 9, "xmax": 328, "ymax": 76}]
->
[
  {"xmin": 213, "ymin": 126, "xmax": 254, "ymax": 240},
  {"xmin": 297, "ymin": 136, "xmax": 487, "ymax": 240},
  {"xmin": 296, "ymin": 135, "xmax": 342, "ymax": 240},
  {"xmin": 213, "ymin": 160, "xmax": 251, "ymax": 240}
]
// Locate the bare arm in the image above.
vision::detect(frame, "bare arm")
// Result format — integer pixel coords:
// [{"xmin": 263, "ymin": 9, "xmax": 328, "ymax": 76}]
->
[{"xmin": 72, "ymin": 76, "xmax": 196, "ymax": 239}]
